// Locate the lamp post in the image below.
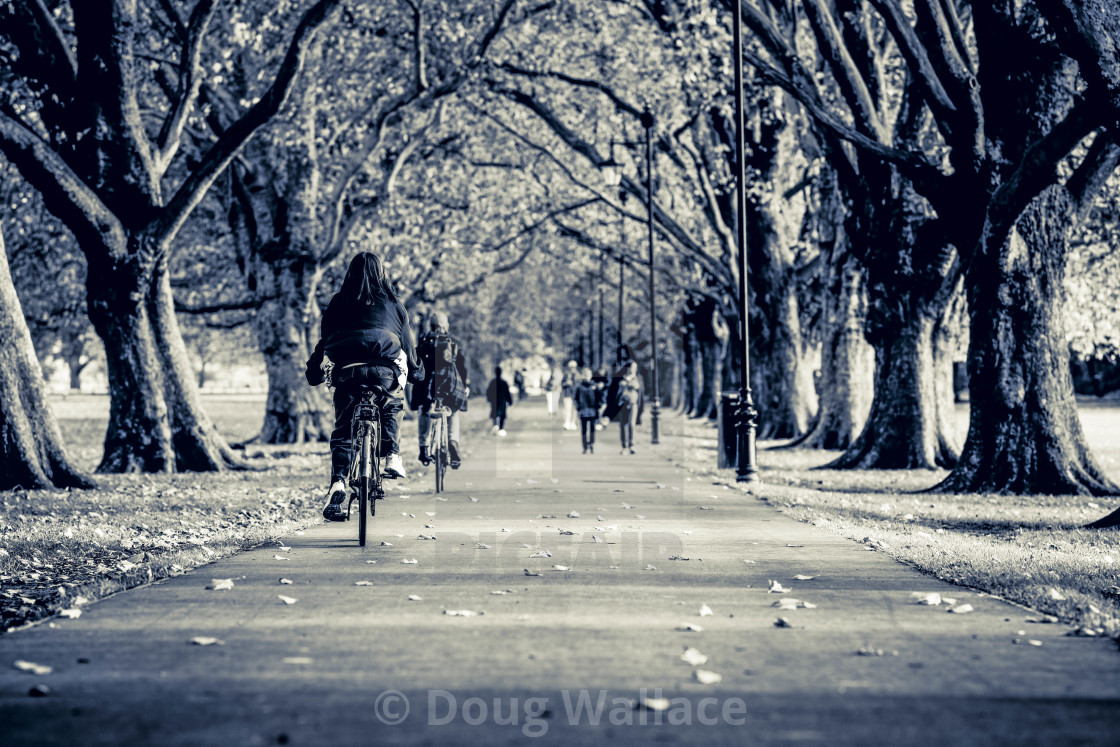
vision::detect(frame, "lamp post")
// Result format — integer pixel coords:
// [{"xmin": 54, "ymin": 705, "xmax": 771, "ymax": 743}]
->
[
  {"xmin": 732, "ymin": 0, "xmax": 759, "ymax": 481},
  {"xmin": 598, "ymin": 258, "xmax": 605, "ymax": 370},
  {"xmin": 641, "ymin": 106, "xmax": 660, "ymax": 445}
]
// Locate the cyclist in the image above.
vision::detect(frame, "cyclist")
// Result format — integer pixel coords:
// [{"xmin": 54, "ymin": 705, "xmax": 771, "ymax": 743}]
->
[
  {"xmin": 412, "ymin": 312, "xmax": 469, "ymax": 468},
  {"xmin": 306, "ymin": 252, "xmax": 423, "ymax": 522}
]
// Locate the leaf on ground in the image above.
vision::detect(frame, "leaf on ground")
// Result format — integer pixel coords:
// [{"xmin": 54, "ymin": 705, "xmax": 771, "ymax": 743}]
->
[
  {"xmin": 621, "ymin": 502, "xmax": 633, "ymax": 509},
  {"xmin": 477, "ymin": 543, "xmax": 492, "ymax": 550},
  {"xmin": 558, "ymin": 529, "xmax": 577, "ymax": 536},
  {"xmin": 767, "ymin": 580, "xmax": 789, "ymax": 594},
  {"xmin": 273, "ymin": 555, "xmax": 289, "ymax": 561},
  {"xmin": 354, "ymin": 580, "xmax": 374, "ymax": 586},
  {"xmin": 742, "ymin": 559, "xmax": 756, "ymax": 565},
  {"xmin": 189, "ymin": 637, "xmax": 223, "ymax": 646},
  {"xmin": 1026, "ymin": 615, "xmax": 1060, "ymax": 624},
  {"xmin": 443, "ymin": 609, "xmax": 482, "ymax": 617},
  {"xmin": 568, "ymin": 511, "xmax": 581, "ymax": 518},
  {"xmin": 680, "ymin": 647, "xmax": 708, "ymax": 666},
  {"xmin": 676, "ymin": 623, "xmax": 704, "ymax": 632},
  {"xmin": 693, "ymin": 669, "xmax": 722, "ymax": 685},
  {"xmin": 947, "ymin": 604, "xmax": 973, "ymax": 614},
  {"xmin": 669, "ymin": 555, "xmax": 690, "ymax": 561},
  {"xmin": 644, "ymin": 564, "xmax": 658, "ymax": 571},
  {"xmin": 786, "ymin": 544, "xmax": 805, "ymax": 548},
  {"xmin": 407, "ymin": 594, "xmax": 422, "ymax": 601},
  {"xmin": 400, "ymin": 559, "xmax": 419, "ymax": 565},
  {"xmin": 635, "ymin": 696, "xmax": 670, "ymax": 712},
  {"xmin": 911, "ymin": 592, "xmax": 942, "ymax": 606},
  {"xmin": 468, "ymin": 496, "xmax": 479, "ymax": 502},
  {"xmin": 279, "ymin": 578, "xmax": 294, "ymax": 585},
  {"xmin": 552, "ymin": 565, "xmax": 571, "ymax": 571},
  {"xmin": 773, "ymin": 617, "xmax": 794, "ymax": 628},
  {"xmin": 1047, "ymin": 588, "xmax": 1066, "ymax": 601},
  {"xmin": 380, "ymin": 541, "xmax": 393, "ymax": 547},
  {"xmin": 1013, "ymin": 638, "xmax": 1043, "ymax": 646},
  {"xmin": 592, "ymin": 535, "xmax": 605, "ymax": 543},
  {"xmin": 425, "ymin": 512, "xmax": 436, "ymax": 517},
  {"xmin": 58, "ymin": 608, "xmax": 81, "ymax": 619},
  {"xmin": 13, "ymin": 660, "xmax": 52, "ymax": 675},
  {"xmin": 523, "ymin": 569, "xmax": 541, "ymax": 576},
  {"xmin": 856, "ymin": 646, "xmax": 899, "ymax": 656},
  {"xmin": 278, "ymin": 595, "xmax": 299, "ymax": 605},
  {"xmin": 529, "ymin": 549, "xmax": 552, "ymax": 558},
  {"xmin": 417, "ymin": 534, "xmax": 437, "ymax": 540},
  {"xmin": 207, "ymin": 578, "xmax": 235, "ymax": 591},
  {"xmin": 699, "ymin": 604, "xmax": 713, "ymax": 617},
  {"xmin": 792, "ymin": 574, "xmax": 815, "ymax": 581},
  {"xmin": 697, "ymin": 506, "xmax": 714, "ymax": 511},
  {"xmin": 635, "ymin": 515, "xmax": 646, "ymax": 519}
]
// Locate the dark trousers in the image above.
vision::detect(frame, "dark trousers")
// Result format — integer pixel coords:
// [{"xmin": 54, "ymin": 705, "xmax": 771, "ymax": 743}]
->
[
  {"xmin": 330, "ymin": 365, "xmax": 401, "ymax": 483},
  {"xmin": 580, "ymin": 417, "xmax": 597, "ymax": 449},
  {"xmin": 618, "ymin": 403, "xmax": 636, "ymax": 448},
  {"xmin": 492, "ymin": 410, "xmax": 507, "ymax": 429}
]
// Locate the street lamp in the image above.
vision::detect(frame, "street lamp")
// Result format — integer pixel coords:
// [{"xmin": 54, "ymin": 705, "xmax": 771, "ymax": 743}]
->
[
  {"xmin": 617, "ymin": 191, "xmax": 627, "ymax": 366},
  {"xmin": 732, "ymin": 0, "xmax": 759, "ymax": 481},
  {"xmin": 641, "ymin": 106, "xmax": 660, "ymax": 445}
]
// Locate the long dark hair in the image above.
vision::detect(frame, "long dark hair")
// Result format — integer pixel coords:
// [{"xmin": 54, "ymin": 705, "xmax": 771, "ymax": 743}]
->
[{"xmin": 339, "ymin": 251, "xmax": 397, "ymax": 304}]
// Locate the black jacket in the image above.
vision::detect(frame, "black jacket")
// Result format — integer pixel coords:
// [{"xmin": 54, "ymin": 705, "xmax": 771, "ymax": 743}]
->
[
  {"xmin": 487, "ymin": 377, "xmax": 513, "ymax": 417},
  {"xmin": 305, "ymin": 293, "xmax": 421, "ymax": 386}
]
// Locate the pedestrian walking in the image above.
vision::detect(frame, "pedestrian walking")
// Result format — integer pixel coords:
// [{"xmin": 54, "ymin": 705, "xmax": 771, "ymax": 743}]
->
[
  {"xmin": 614, "ymin": 361, "xmax": 643, "ymax": 454},
  {"xmin": 514, "ymin": 368, "xmax": 528, "ymax": 401},
  {"xmin": 487, "ymin": 366, "xmax": 514, "ymax": 436},
  {"xmin": 546, "ymin": 365, "xmax": 561, "ymax": 417},
  {"xmin": 575, "ymin": 367, "xmax": 600, "ymax": 453},
  {"xmin": 561, "ymin": 360, "xmax": 578, "ymax": 431}
]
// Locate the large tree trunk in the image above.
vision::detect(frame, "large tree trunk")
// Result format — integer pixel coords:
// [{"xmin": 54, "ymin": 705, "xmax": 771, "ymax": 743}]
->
[
  {"xmin": 253, "ymin": 255, "xmax": 331, "ymax": 443},
  {"xmin": 681, "ymin": 331, "xmax": 700, "ymax": 415},
  {"xmin": 753, "ymin": 272, "xmax": 817, "ymax": 440},
  {"xmin": 86, "ymin": 255, "xmax": 177, "ymax": 473},
  {"xmin": 789, "ymin": 252, "xmax": 873, "ymax": 449},
  {"xmin": 828, "ymin": 282, "xmax": 958, "ymax": 469},
  {"xmin": 937, "ymin": 187, "xmax": 1118, "ymax": 501},
  {"xmin": 0, "ymin": 228, "xmax": 95, "ymax": 489}
]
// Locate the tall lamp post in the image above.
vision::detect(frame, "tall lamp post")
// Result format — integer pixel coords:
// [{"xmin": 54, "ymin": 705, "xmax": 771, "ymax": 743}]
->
[
  {"xmin": 641, "ymin": 106, "xmax": 660, "ymax": 445},
  {"xmin": 600, "ymin": 156, "xmax": 627, "ymax": 367},
  {"xmin": 732, "ymin": 0, "xmax": 759, "ymax": 481}
]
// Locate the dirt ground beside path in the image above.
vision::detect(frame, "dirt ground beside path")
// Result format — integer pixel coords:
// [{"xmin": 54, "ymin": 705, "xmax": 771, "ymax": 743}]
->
[{"xmin": 2, "ymin": 401, "xmax": 1119, "ymax": 746}]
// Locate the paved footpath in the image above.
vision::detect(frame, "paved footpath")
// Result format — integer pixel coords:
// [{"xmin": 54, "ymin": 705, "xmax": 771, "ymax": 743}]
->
[{"xmin": 2, "ymin": 403, "xmax": 1119, "ymax": 746}]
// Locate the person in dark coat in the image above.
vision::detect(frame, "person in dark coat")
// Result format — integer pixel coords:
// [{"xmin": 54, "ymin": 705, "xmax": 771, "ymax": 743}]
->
[
  {"xmin": 613, "ymin": 361, "xmax": 644, "ymax": 453},
  {"xmin": 487, "ymin": 366, "xmax": 514, "ymax": 436},
  {"xmin": 575, "ymin": 367, "xmax": 600, "ymax": 453},
  {"xmin": 305, "ymin": 251, "xmax": 423, "ymax": 521}
]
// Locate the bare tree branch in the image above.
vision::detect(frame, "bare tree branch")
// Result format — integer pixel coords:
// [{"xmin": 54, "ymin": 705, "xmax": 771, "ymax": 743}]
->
[{"xmin": 155, "ymin": 0, "xmax": 218, "ymax": 174}]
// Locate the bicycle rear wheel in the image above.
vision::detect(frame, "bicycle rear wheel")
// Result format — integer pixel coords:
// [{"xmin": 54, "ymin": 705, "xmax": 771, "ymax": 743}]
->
[
  {"xmin": 358, "ymin": 423, "xmax": 371, "ymax": 547},
  {"xmin": 433, "ymin": 416, "xmax": 445, "ymax": 494}
]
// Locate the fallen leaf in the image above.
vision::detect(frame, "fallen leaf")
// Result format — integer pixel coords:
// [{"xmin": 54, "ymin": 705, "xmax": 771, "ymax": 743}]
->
[
  {"xmin": 279, "ymin": 578, "xmax": 294, "ymax": 585},
  {"xmin": 773, "ymin": 617, "xmax": 793, "ymax": 628},
  {"xmin": 680, "ymin": 647, "xmax": 708, "ymax": 666},
  {"xmin": 13, "ymin": 660, "xmax": 52, "ymax": 675},
  {"xmin": 278, "ymin": 595, "xmax": 299, "ymax": 605},
  {"xmin": 58, "ymin": 608, "xmax": 81, "ymax": 619},
  {"xmin": 676, "ymin": 623, "xmax": 704, "ymax": 632},
  {"xmin": 768, "ymin": 580, "xmax": 789, "ymax": 594},
  {"xmin": 273, "ymin": 555, "xmax": 289, "ymax": 561},
  {"xmin": 911, "ymin": 592, "xmax": 942, "ymax": 606},
  {"xmin": 207, "ymin": 578, "xmax": 235, "ymax": 591},
  {"xmin": 792, "ymin": 574, "xmax": 815, "ymax": 581},
  {"xmin": 635, "ymin": 696, "xmax": 670, "ymax": 711},
  {"xmin": 568, "ymin": 511, "xmax": 581, "ymax": 518},
  {"xmin": 28, "ymin": 684, "xmax": 51, "ymax": 697},
  {"xmin": 443, "ymin": 609, "xmax": 482, "ymax": 617},
  {"xmin": 742, "ymin": 559, "xmax": 756, "ymax": 565},
  {"xmin": 947, "ymin": 604, "xmax": 973, "ymax": 614},
  {"xmin": 400, "ymin": 559, "xmax": 419, "ymax": 565},
  {"xmin": 592, "ymin": 535, "xmax": 605, "ymax": 544},
  {"xmin": 189, "ymin": 637, "xmax": 223, "ymax": 646},
  {"xmin": 417, "ymin": 534, "xmax": 437, "ymax": 541},
  {"xmin": 644, "ymin": 564, "xmax": 658, "ymax": 571},
  {"xmin": 407, "ymin": 594, "xmax": 423, "ymax": 601},
  {"xmin": 1047, "ymin": 588, "xmax": 1066, "ymax": 601},
  {"xmin": 380, "ymin": 541, "xmax": 393, "ymax": 547},
  {"xmin": 699, "ymin": 604, "xmax": 713, "ymax": 617},
  {"xmin": 354, "ymin": 580, "xmax": 374, "ymax": 586},
  {"xmin": 523, "ymin": 569, "xmax": 541, "ymax": 577},
  {"xmin": 552, "ymin": 565, "xmax": 571, "ymax": 571},
  {"xmin": 693, "ymin": 669, "xmax": 722, "ymax": 685},
  {"xmin": 669, "ymin": 555, "xmax": 690, "ymax": 561}
]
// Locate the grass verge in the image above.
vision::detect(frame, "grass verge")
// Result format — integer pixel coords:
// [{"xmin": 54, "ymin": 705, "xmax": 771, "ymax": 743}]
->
[{"xmin": 674, "ymin": 402, "xmax": 1120, "ymax": 641}]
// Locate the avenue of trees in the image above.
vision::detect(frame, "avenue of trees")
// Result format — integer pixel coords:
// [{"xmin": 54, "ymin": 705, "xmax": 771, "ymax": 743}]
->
[{"xmin": 2, "ymin": 1, "xmax": 1119, "ymax": 524}]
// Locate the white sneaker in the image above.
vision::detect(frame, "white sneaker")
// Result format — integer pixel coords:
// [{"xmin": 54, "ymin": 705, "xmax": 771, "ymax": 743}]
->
[
  {"xmin": 384, "ymin": 453, "xmax": 406, "ymax": 479},
  {"xmin": 498, "ymin": 429, "xmax": 507, "ymax": 437},
  {"xmin": 491, "ymin": 424, "xmax": 500, "ymax": 434}
]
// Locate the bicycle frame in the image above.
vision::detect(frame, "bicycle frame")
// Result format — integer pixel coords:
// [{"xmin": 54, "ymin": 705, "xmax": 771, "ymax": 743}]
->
[
  {"xmin": 347, "ymin": 389, "xmax": 383, "ymax": 546},
  {"xmin": 426, "ymin": 401, "xmax": 452, "ymax": 493}
]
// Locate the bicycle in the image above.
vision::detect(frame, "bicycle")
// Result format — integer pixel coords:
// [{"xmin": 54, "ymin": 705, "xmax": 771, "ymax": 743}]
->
[
  {"xmin": 326, "ymin": 360, "xmax": 388, "ymax": 548},
  {"xmin": 425, "ymin": 399, "xmax": 452, "ymax": 493}
]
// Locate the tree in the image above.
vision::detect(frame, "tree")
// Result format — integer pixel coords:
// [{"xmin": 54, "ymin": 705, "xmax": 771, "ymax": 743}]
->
[
  {"xmin": 0, "ymin": 0, "xmax": 341, "ymax": 472},
  {"xmin": 0, "ymin": 221, "xmax": 94, "ymax": 490},
  {"xmin": 739, "ymin": 1, "xmax": 1120, "ymax": 495}
]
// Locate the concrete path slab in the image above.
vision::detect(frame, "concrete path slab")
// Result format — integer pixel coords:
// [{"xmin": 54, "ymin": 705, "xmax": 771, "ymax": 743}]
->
[{"xmin": 2, "ymin": 403, "xmax": 1118, "ymax": 745}]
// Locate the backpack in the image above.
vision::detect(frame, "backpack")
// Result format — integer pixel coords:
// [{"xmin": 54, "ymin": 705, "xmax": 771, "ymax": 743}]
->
[{"xmin": 428, "ymin": 334, "xmax": 468, "ymax": 412}]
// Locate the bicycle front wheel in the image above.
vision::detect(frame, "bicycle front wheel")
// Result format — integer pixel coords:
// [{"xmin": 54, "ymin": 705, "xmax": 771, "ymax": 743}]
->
[{"xmin": 433, "ymin": 417, "xmax": 445, "ymax": 493}]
